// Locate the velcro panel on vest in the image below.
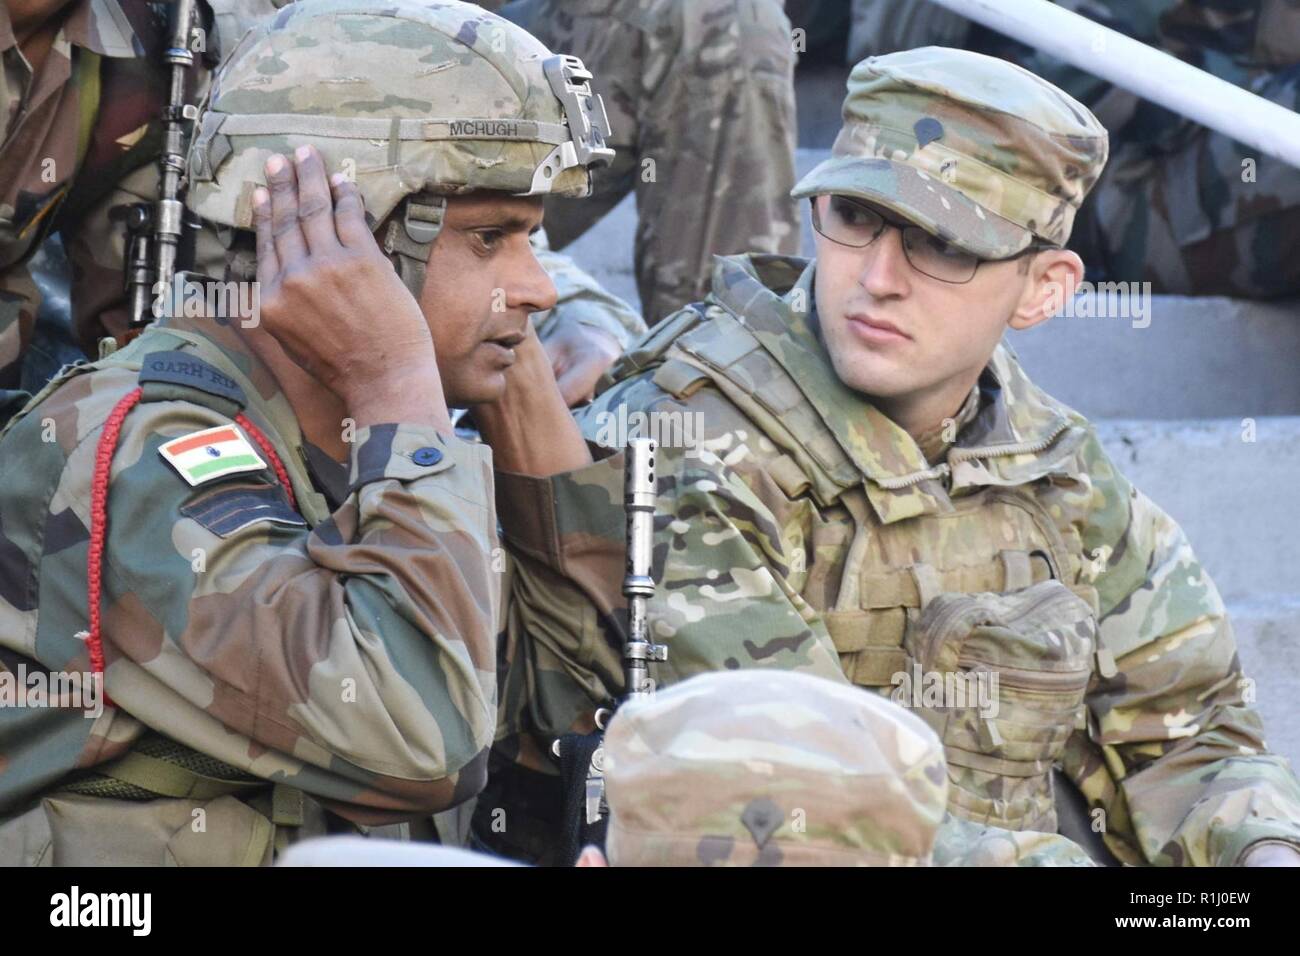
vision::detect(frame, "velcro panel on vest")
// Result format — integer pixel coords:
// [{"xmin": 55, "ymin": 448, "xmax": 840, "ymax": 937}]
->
[
  {"xmin": 611, "ymin": 303, "xmax": 709, "ymax": 381},
  {"xmin": 766, "ymin": 454, "xmax": 810, "ymax": 499},
  {"xmin": 673, "ymin": 315, "xmax": 858, "ymax": 495},
  {"xmin": 651, "ymin": 358, "xmax": 712, "ymax": 399},
  {"xmin": 858, "ymin": 551, "xmax": 1052, "ymax": 610},
  {"xmin": 824, "ymin": 609, "xmax": 908, "ymax": 685}
]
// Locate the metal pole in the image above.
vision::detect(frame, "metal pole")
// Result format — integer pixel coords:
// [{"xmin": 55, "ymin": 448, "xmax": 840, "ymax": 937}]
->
[{"xmin": 923, "ymin": 0, "xmax": 1300, "ymax": 169}]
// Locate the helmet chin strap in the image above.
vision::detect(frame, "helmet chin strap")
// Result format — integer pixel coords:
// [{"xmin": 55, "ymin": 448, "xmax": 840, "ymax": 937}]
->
[{"xmin": 383, "ymin": 194, "xmax": 447, "ymax": 299}]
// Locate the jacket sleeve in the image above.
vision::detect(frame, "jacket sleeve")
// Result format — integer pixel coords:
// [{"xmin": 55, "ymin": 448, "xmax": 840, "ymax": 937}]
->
[
  {"xmin": 86, "ymin": 399, "xmax": 500, "ymax": 817},
  {"xmin": 1064, "ymin": 432, "xmax": 1300, "ymax": 866},
  {"xmin": 495, "ymin": 441, "xmax": 847, "ymax": 763}
]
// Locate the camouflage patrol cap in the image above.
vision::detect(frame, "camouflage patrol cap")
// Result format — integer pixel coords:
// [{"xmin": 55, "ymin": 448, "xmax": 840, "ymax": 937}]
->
[
  {"xmin": 792, "ymin": 46, "xmax": 1109, "ymax": 258},
  {"xmin": 186, "ymin": 0, "xmax": 613, "ymax": 232},
  {"xmin": 601, "ymin": 670, "xmax": 949, "ymax": 867}
]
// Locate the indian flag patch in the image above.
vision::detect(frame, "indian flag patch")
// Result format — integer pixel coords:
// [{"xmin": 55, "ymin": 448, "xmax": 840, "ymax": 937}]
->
[{"xmin": 159, "ymin": 424, "xmax": 267, "ymax": 487}]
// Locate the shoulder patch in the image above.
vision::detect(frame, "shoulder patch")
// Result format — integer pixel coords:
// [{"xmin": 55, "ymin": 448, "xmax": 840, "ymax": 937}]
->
[
  {"xmin": 139, "ymin": 350, "xmax": 246, "ymax": 407},
  {"xmin": 180, "ymin": 482, "xmax": 306, "ymax": 538},
  {"xmin": 159, "ymin": 424, "xmax": 267, "ymax": 486}
]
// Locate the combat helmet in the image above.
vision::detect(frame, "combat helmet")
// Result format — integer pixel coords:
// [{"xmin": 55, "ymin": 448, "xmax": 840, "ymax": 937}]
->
[{"xmin": 185, "ymin": 0, "xmax": 613, "ymax": 295}]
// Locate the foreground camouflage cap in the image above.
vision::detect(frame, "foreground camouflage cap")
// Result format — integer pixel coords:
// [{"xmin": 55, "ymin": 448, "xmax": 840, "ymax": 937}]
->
[
  {"xmin": 792, "ymin": 46, "xmax": 1108, "ymax": 258},
  {"xmin": 602, "ymin": 670, "xmax": 948, "ymax": 867},
  {"xmin": 187, "ymin": 0, "xmax": 613, "ymax": 232}
]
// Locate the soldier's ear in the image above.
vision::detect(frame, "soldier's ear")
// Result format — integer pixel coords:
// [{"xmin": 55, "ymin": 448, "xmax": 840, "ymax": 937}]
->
[{"xmin": 1009, "ymin": 249, "xmax": 1084, "ymax": 331}]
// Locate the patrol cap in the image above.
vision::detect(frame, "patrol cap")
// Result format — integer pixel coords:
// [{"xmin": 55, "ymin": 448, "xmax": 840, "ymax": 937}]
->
[
  {"xmin": 793, "ymin": 47, "xmax": 1109, "ymax": 259},
  {"xmin": 601, "ymin": 669, "xmax": 949, "ymax": 867}
]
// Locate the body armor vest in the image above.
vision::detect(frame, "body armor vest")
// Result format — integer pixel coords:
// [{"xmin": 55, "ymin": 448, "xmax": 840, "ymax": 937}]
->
[{"xmin": 624, "ymin": 295, "xmax": 1102, "ymax": 833}]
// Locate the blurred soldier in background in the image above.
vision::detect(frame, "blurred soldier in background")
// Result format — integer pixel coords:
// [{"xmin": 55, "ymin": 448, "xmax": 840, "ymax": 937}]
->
[
  {"xmin": 491, "ymin": 0, "xmax": 803, "ymax": 326},
  {"xmin": 842, "ymin": 0, "xmax": 1300, "ymax": 298}
]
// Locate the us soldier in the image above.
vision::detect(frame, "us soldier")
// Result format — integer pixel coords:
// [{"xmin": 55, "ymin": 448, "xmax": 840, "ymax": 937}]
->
[
  {"xmin": 583, "ymin": 669, "xmax": 950, "ymax": 867},
  {"xmin": 488, "ymin": 48, "xmax": 1300, "ymax": 866},
  {"xmin": 0, "ymin": 0, "xmax": 607, "ymax": 865}
]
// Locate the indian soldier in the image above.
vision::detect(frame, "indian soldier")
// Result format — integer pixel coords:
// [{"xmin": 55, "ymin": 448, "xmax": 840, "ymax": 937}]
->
[
  {"xmin": 1, "ymin": 0, "xmax": 641, "ymax": 418},
  {"xmin": 0, "ymin": 0, "xmax": 606, "ymax": 865},
  {"xmin": 485, "ymin": 47, "xmax": 1300, "ymax": 867}
]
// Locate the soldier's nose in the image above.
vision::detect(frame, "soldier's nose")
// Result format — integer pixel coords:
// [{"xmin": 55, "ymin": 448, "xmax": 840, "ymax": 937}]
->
[{"xmin": 858, "ymin": 227, "xmax": 911, "ymax": 300}]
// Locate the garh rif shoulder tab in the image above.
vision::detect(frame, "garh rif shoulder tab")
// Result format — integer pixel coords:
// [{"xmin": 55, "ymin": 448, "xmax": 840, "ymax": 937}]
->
[{"xmin": 138, "ymin": 350, "xmax": 246, "ymax": 413}]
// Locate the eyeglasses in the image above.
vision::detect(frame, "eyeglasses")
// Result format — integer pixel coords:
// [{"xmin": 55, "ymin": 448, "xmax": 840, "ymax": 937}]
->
[{"xmin": 811, "ymin": 194, "xmax": 1034, "ymax": 284}]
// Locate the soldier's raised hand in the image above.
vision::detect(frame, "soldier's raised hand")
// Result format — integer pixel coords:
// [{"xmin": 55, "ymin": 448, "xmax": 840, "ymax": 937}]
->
[{"xmin": 252, "ymin": 145, "xmax": 450, "ymax": 431}]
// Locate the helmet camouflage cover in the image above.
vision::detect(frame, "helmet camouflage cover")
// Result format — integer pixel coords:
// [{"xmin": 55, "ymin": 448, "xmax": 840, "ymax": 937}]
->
[
  {"xmin": 185, "ymin": 0, "xmax": 613, "ymax": 291},
  {"xmin": 602, "ymin": 669, "xmax": 949, "ymax": 867}
]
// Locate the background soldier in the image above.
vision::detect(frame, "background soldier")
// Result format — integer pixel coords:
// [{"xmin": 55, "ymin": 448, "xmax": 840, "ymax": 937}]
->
[
  {"xmin": 844, "ymin": 0, "xmax": 1300, "ymax": 298},
  {"xmin": 489, "ymin": 47, "xmax": 1300, "ymax": 867},
  {"xmin": 0, "ymin": 0, "xmax": 603, "ymax": 865},
  {"xmin": 0, "ymin": 0, "xmax": 212, "ymax": 395},
  {"xmin": 488, "ymin": 0, "xmax": 803, "ymax": 325}
]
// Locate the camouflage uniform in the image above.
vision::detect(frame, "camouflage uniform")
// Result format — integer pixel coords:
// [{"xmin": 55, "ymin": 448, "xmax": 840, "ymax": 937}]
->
[
  {"xmin": 487, "ymin": 49, "xmax": 1300, "ymax": 867},
  {"xmin": 1025, "ymin": 0, "xmax": 1300, "ymax": 298},
  {"xmin": 0, "ymin": 1, "xmax": 197, "ymax": 392},
  {"xmin": 496, "ymin": 0, "xmax": 802, "ymax": 324},
  {"xmin": 0, "ymin": 0, "xmax": 610, "ymax": 865},
  {"xmin": 280, "ymin": 668, "xmax": 952, "ymax": 867},
  {"xmin": 848, "ymin": 0, "xmax": 1300, "ymax": 297}
]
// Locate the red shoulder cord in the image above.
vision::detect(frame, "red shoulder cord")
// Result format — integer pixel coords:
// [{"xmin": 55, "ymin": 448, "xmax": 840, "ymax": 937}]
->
[{"xmin": 84, "ymin": 389, "xmax": 296, "ymax": 705}]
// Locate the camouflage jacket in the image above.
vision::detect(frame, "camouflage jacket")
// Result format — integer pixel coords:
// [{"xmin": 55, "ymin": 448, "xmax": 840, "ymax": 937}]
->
[
  {"xmin": 497, "ymin": 253, "xmax": 1300, "ymax": 867},
  {"xmin": 0, "ymin": 309, "xmax": 499, "ymax": 864}
]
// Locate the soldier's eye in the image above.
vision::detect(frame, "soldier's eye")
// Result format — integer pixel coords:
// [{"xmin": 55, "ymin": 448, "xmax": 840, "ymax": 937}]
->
[
  {"xmin": 473, "ymin": 229, "xmax": 505, "ymax": 254},
  {"xmin": 908, "ymin": 230, "xmax": 964, "ymax": 260},
  {"xmin": 831, "ymin": 197, "xmax": 875, "ymax": 227}
]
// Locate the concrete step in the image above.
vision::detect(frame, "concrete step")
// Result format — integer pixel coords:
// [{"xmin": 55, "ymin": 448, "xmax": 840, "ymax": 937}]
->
[{"xmin": 1230, "ymin": 599, "xmax": 1300, "ymax": 772}]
